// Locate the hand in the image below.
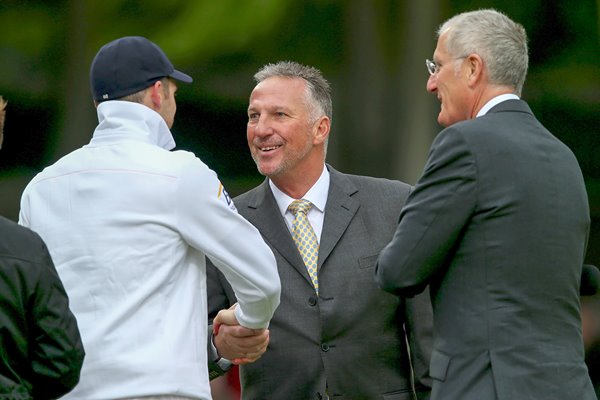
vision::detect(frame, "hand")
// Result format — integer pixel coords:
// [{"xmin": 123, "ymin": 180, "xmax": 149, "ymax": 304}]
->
[
  {"xmin": 214, "ymin": 324, "xmax": 270, "ymax": 365},
  {"xmin": 213, "ymin": 303, "xmax": 239, "ymax": 336},
  {"xmin": 213, "ymin": 308, "xmax": 237, "ymax": 335}
]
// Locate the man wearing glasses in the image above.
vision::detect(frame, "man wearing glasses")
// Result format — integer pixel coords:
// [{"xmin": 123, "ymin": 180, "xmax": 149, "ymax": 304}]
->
[{"xmin": 376, "ymin": 9, "xmax": 596, "ymax": 400}]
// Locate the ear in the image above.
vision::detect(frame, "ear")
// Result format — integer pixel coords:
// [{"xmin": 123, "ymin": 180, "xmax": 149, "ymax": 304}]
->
[
  {"xmin": 465, "ymin": 54, "xmax": 484, "ymax": 88},
  {"xmin": 148, "ymin": 80, "xmax": 164, "ymax": 110},
  {"xmin": 313, "ymin": 116, "xmax": 330, "ymax": 145}
]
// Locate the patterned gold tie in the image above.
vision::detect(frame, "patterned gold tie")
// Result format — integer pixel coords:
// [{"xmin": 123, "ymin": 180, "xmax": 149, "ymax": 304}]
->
[{"xmin": 288, "ymin": 199, "xmax": 319, "ymax": 293}]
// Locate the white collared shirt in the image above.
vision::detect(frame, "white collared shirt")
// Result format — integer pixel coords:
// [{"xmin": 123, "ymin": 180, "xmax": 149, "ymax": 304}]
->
[
  {"xmin": 269, "ymin": 164, "xmax": 329, "ymax": 241},
  {"xmin": 476, "ymin": 93, "xmax": 520, "ymax": 117}
]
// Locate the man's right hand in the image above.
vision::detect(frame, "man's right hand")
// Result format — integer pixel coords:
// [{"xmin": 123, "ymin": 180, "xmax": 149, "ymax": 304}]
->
[
  {"xmin": 214, "ymin": 323, "xmax": 270, "ymax": 365},
  {"xmin": 213, "ymin": 305, "xmax": 270, "ymax": 364}
]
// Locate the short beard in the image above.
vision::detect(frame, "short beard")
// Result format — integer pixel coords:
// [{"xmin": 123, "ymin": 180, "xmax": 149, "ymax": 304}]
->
[{"xmin": 251, "ymin": 133, "xmax": 313, "ymax": 179}]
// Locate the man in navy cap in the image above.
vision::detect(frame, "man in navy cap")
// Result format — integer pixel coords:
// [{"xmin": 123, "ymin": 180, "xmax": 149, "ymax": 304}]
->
[{"xmin": 19, "ymin": 36, "xmax": 281, "ymax": 400}]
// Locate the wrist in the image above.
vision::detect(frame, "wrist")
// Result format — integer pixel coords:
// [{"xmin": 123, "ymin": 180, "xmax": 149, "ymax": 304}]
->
[{"xmin": 208, "ymin": 332, "xmax": 233, "ymax": 379}]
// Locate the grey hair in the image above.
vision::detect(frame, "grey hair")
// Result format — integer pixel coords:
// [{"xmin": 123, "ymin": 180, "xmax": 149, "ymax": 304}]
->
[
  {"xmin": 254, "ymin": 61, "xmax": 333, "ymax": 123},
  {"xmin": 438, "ymin": 9, "xmax": 528, "ymax": 96}
]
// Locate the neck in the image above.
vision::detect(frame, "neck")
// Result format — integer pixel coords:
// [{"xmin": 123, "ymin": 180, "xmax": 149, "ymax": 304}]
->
[
  {"xmin": 470, "ymin": 85, "xmax": 515, "ymax": 119},
  {"xmin": 270, "ymin": 163, "xmax": 325, "ymax": 199}
]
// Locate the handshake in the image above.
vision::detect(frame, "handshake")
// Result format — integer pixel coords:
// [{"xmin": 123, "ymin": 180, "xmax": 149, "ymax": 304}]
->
[
  {"xmin": 212, "ymin": 304, "xmax": 270, "ymax": 366},
  {"xmin": 207, "ymin": 263, "xmax": 600, "ymax": 370}
]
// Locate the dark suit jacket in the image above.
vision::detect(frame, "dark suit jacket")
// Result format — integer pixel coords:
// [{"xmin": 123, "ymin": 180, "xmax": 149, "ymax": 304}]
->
[
  {"xmin": 375, "ymin": 100, "xmax": 595, "ymax": 400},
  {"xmin": 208, "ymin": 165, "xmax": 433, "ymax": 400}
]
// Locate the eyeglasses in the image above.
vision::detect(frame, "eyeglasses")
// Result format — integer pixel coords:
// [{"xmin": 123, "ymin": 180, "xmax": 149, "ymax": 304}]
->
[
  {"xmin": 426, "ymin": 56, "xmax": 468, "ymax": 76},
  {"xmin": 425, "ymin": 59, "xmax": 439, "ymax": 76}
]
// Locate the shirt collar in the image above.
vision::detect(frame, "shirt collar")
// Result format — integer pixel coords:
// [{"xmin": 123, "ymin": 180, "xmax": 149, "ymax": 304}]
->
[
  {"xmin": 91, "ymin": 101, "xmax": 176, "ymax": 150},
  {"xmin": 476, "ymin": 93, "xmax": 520, "ymax": 117},
  {"xmin": 269, "ymin": 164, "xmax": 330, "ymax": 216}
]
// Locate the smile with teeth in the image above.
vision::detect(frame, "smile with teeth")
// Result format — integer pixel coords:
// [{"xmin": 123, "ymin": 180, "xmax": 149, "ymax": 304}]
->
[{"xmin": 259, "ymin": 145, "xmax": 282, "ymax": 152}]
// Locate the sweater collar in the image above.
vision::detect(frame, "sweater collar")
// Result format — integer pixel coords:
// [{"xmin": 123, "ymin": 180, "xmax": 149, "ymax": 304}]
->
[{"xmin": 91, "ymin": 101, "xmax": 176, "ymax": 150}]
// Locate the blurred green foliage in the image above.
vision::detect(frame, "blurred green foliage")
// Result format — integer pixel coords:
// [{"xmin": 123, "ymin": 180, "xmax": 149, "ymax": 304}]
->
[{"xmin": 0, "ymin": 0, "xmax": 597, "ymax": 213}]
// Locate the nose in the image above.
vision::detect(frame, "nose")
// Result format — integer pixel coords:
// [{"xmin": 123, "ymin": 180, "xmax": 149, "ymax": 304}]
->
[
  {"xmin": 250, "ymin": 115, "xmax": 273, "ymax": 138},
  {"xmin": 426, "ymin": 74, "xmax": 437, "ymax": 93}
]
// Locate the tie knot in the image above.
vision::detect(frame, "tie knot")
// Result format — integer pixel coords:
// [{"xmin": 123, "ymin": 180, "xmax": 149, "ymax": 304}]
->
[{"xmin": 288, "ymin": 199, "xmax": 313, "ymax": 216}]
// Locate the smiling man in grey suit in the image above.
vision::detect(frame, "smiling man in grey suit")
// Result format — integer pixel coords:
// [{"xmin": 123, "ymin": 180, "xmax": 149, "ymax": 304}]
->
[
  {"xmin": 208, "ymin": 61, "xmax": 433, "ymax": 399},
  {"xmin": 375, "ymin": 9, "xmax": 596, "ymax": 400}
]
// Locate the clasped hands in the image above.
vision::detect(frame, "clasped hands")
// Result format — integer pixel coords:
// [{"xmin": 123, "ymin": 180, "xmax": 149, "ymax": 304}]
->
[{"xmin": 213, "ymin": 303, "xmax": 270, "ymax": 365}]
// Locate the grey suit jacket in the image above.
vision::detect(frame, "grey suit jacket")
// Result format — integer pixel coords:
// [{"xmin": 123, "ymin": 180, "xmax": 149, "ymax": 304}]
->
[
  {"xmin": 375, "ymin": 100, "xmax": 595, "ymax": 400},
  {"xmin": 208, "ymin": 165, "xmax": 433, "ymax": 400}
]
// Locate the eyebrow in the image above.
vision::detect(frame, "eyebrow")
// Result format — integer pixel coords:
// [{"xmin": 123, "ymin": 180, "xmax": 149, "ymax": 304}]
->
[{"xmin": 247, "ymin": 105, "xmax": 291, "ymax": 113}]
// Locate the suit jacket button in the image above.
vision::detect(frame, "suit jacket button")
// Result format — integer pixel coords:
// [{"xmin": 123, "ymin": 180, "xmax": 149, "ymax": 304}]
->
[
  {"xmin": 321, "ymin": 343, "xmax": 330, "ymax": 352},
  {"xmin": 308, "ymin": 296, "xmax": 318, "ymax": 306}
]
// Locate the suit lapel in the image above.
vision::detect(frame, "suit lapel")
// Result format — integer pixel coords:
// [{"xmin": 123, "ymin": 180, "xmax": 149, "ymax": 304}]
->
[
  {"xmin": 241, "ymin": 168, "xmax": 360, "ymax": 283},
  {"xmin": 318, "ymin": 166, "xmax": 360, "ymax": 268},
  {"xmin": 242, "ymin": 180, "xmax": 312, "ymax": 284}
]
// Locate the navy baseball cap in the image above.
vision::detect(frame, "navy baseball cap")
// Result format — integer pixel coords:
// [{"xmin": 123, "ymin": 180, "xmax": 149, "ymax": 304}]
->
[{"xmin": 90, "ymin": 36, "xmax": 193, "ymax": 102}]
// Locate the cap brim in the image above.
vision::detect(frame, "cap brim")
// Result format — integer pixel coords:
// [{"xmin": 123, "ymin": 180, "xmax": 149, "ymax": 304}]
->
[{"xmin": 170, "ymin": 69, "xmax": 193, "ymax": 83}]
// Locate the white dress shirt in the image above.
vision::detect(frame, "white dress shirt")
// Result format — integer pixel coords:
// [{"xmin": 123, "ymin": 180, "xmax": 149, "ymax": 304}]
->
[
  {"xmin": 269, "ymin": 164, "xmax": 330, "ymax": 241},
  {"xmin": 476, "ymin": 93, "xmax": 520, "ymax": 117}
]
